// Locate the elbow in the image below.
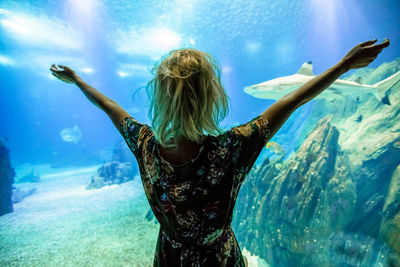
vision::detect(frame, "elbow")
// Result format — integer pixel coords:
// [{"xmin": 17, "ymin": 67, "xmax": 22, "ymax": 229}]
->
[{"xmin": 99, "ymin": 99, "xmax": 119, "ymax": 112}]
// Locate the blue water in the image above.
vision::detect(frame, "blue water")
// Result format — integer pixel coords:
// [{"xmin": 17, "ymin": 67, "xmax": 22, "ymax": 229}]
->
[{"xmin": 1, "ymin": 0, "xmax": 399, "ymax": 266}]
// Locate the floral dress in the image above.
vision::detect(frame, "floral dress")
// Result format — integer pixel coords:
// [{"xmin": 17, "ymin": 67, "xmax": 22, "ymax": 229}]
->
[{"xmin": 119, "ymin": 115, "xmax": 271, "ymax": 267}]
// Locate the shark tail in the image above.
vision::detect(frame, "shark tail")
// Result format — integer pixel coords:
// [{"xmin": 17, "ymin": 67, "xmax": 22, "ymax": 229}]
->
[{"xmin": 373, "ymin": 71, "xmax": 400, "ymax": 105}]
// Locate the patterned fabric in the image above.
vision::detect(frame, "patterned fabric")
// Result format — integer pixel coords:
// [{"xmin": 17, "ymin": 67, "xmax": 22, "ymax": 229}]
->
[{"xmin": 119, "ymin": 115, "xmax": 272, "ymax": 267}]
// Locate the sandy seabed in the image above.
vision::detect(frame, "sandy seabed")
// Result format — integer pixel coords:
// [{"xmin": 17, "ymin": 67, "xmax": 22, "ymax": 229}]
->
[{"xmin": 0, "ymin": 165, "xmax": 159, "ymax": 267}]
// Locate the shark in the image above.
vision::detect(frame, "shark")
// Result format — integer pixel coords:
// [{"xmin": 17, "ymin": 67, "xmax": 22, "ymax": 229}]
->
[{"xmin": 244, "ymin": 61, "xmax": 400, "ymax": 105}]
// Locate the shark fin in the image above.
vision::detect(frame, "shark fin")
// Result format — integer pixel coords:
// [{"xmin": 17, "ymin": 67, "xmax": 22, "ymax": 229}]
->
[
  {"xmin": 373, "ymin": 71, "xmax": 400, "ymax": 105},
  {"xmin": 296, "ymin": 61, "xmax": 314, "ymax": 76}
]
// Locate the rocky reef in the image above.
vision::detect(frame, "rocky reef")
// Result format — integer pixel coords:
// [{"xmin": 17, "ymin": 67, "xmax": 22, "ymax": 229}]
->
[
  {"xmin": 86, "ymin": 161, "xmax": 136, "ymax": 189},
  {"xmin": 86, "ymin": 140, "xmax": 138, "ymax": 189},
  {"xmin": 232, "ymin": 59, "xmax": 400, "ymax": 266},
  {"xmin": 379, "ymin": 165, "xmax": 400, "ymax": 266},
  {"xmin": 0, "ymin": 141, "xmax": 16, "ymax": 216}
]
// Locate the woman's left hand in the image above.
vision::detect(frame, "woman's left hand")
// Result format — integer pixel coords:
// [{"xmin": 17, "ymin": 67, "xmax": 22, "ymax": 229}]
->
[{"xmin": 50, "ymin": 64, "xmax": 79, "ymax": 84}]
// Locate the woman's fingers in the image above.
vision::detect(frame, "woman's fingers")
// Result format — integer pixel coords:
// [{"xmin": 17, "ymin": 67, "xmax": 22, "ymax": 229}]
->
[
  {"xmin": 364, "ymin": 39, "xmax": 389, "ymax": 59},
  {"xmin": 51, "ymin": 68, "xmax": 61, "ymax": 74},
  {"xmin": 50, "ymin": 64, "xmax": 62, "ymax": 73},
  {"xmin": 360, "ymin": 39, "xmax": 377, "ymax": 47},
  {"xmin": 371, "ymin": 39, "xmax": 390, "ymax": 50},
  {"xmin": 50, "ymin": 65, "xmax": 67, "ymax": 74},
  {"xmin": 365, "ymin": 39, "xmax": 390, "ymax": 51},
  {"xmin": 342, "ymin": 39, "xmax": 389, "ymax": 71},
  {"xmin": 50, "ymin": 64, "xmax": 65, "ymax": 71}
]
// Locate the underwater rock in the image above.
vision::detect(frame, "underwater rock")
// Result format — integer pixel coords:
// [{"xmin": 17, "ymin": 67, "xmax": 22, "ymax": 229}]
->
[
  {"xmin": 241, "ymin": 247, "xmax": 270, "ymax": 267},
  {"xmin": 86, "ymin": 161, "xmax": 136, "ymax": 189},
  {"xmin": 86, "ymin": 176, "xmax": 106, "ymax": 189},
  {"xmin": 86, "ymin": 139, "xmax": 138, "ymax": 189},
  {"xmin": 379, "ymin": 165, "xmax": 400, "ymax": 267},
  {"xmin": 16, "ymin": 168, "xmax": 41, "ymax": 183},
  {"xmin": 233, "ymin": 114, "xmax": 400, "ymax": 266},
  {"xmin": 232, "ymin": 59, "xmax": 400, "ymax": 266},
  {"xmin": 346, "ymin": 136, "xmax": 400, "ymax": 237},
  {"xmin": 233, "ymin": 116, "xmax": 357, "ymax": 266},
  {"xmin": 11, "ymin": 187, "xmax": 37, "ymax": 203},
  {"xmin": 0, "ymin": 141, "xmax": 16, "ymax": 216}
]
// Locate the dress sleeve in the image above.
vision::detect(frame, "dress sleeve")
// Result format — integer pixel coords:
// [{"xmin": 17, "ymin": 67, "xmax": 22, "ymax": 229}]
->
[
  {"xmin": 231, "ymin": 114, "xmax": 272, "ymax": 180},
  {"xmin": 119, "ymin": 116, "xmax": 146, "ymax": 159}
]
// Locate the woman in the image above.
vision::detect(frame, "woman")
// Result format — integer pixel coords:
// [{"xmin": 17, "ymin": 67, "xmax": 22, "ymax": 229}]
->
[{"xmin": 50, "ymin": 38, "xmax": 389, "ymax": 267}]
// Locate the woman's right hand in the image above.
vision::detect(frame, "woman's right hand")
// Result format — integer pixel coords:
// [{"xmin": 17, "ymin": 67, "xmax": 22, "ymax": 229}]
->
[{"xmin": 340, "ymin": 38, "xmax": 390, "ymax": 71}]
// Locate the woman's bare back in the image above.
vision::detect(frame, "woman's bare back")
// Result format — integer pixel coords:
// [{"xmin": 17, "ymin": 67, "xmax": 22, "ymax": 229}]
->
[{"xmin": 158, "ymin": 138, "xmax": 203, "ymax": 166}]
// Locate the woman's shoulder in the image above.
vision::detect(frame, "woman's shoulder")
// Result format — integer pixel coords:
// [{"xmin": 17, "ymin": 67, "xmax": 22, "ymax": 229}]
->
[{"xmin": 206, "ymin": 129, "xmax": 237, "ymax": 148}]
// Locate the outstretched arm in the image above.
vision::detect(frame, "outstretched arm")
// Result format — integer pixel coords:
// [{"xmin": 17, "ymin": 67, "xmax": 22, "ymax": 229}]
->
[
  {"xmin": 261, "ymin": 38, "xmax": 390, "ymax": 138},
  {"xmin": 50, "ymin": 64, "xmax": 130, "ymax": 129}
]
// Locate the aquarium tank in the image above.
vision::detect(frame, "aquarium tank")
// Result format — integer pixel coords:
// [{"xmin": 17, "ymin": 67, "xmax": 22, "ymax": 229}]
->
[{"xmin": 0, "ymin": 0, "xmax": 399, "ymax": 266}]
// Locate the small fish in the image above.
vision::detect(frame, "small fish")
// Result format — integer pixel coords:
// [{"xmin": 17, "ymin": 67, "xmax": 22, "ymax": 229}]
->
[
  {"xmin": 266, "ymin": 141, "xmax": 285, "ymax": 156},
  {"xmin": 145, "ymin": 208, "xmax": 158, "ymax": 224},
  {"xmin": 394, "ymin": 141, "xmax": 400, "ymax": 149},
  {"xmin": 60, "ymin": 125, "xmax": 82, "ymax": 143},
  {"xmin": 145, "ymin": 209, "xmax": 154, "ymax": 221}
]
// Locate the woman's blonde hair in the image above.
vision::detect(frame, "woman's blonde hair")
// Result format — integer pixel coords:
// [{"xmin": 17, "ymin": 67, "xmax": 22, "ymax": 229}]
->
[{"xmin": 146, "ymin": 48, "xmax": 229, "ymax": 148}]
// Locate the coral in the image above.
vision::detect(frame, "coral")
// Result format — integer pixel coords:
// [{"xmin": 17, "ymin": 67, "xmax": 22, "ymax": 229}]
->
[
  {"xmin": 233, "ymin": 112, "xmax": 399, "ymax": 266},
  {"xmin": 86, "ymin": 161, "xmax": 136, "ymax": 189}
]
